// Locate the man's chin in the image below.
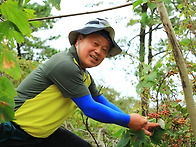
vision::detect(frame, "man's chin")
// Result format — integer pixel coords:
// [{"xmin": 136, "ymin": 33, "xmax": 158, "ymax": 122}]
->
[{"xmin": 86, "ymin": 64, "xmax": 99, "ymax": 68}]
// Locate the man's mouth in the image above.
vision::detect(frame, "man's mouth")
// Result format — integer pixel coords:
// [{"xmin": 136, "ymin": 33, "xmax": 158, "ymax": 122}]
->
[{"xmin": 90, "ymin": 55, "xmax": 98, "ymax": 61}]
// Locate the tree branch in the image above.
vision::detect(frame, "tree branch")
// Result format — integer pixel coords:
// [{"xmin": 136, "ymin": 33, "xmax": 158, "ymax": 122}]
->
[
  {"xmin": 127, "ymin": 24, "xmax": 163, "ymax": 49},
  {"xmin": 81, "ymin": 112, "xmax": 100, "ymax": 147},
  {"xmin": 0, "ymin": 17, "xmax": 5, "ymax": 22},
  {"xmin": 28, "ymin": 2, "xmax": 133, "ymax": 22},
  {"xmin": 157, "ymin": 1, "xmax": 196, "ymax": 139}
]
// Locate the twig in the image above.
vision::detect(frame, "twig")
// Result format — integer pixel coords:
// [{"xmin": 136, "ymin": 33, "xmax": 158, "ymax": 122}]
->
[
  {"xmin": 155, "ymin": 73, "xmax": 169, "ymax": 122},
  {"xmin": 0, "ymin": 17, "xmax": 5, "ymax": 22},
  {"xmin": 28, "ymin": 2, "xmax": 133, "ymax": 22},
  {"xmin": 97, "ymin": 128, "xmax": 105, "ymax": 146},
  {"xmin": 80, "ymin": 86, "xmax": 104, "ymax": 147},
  {"xmin": 81, "ymin": 113, "xmax": 100, "ymax": 147}
]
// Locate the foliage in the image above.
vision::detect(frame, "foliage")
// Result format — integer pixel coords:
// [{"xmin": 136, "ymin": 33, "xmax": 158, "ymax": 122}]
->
[
  {"xmin": 11, "ymin": 58, "xmax": 39, "ymax": 88},
  {"xmin": 117, "ymin": 50, "xmax": 195, "ymax": 146},
  {"xmin": 0, "ymin": 0, "xmax": 60, "ymax": 123},
  {"xmin": 135, "ymin": 42, "xmax": 195, "ymax": 146},
  {"xmin": 118, "ymin": 0, "xmax": 196, "ymax": 146},
  {"xmin": 18, "ymin": 1, "xmax": 60, "ymax": 61},
  {"xmin": 98, "ymin": 86, "xmax": 139, "ymax": 114},
  {"xmin": 62, "ymin": 87, "xmax": 140, "ymax": 146},
  {"xmin": 116, "ymin": 127, "xmax": 166, "ymax": 147},
  {"xmin": 0, "ymin": 76, "xmax": 16, "ymax": 123},
  {"xmin": 0, "ymin": 0, "xmax": 195, "ymax": 146},
  {"xmin": 63, "ymin": 105, "xmax": 122, "ymax": 146}
]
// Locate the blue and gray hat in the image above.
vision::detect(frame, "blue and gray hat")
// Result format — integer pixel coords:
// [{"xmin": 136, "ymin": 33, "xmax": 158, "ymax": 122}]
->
[{"xmin": 68, "ymin": 18, "xmax": 122, "ymax": 57}]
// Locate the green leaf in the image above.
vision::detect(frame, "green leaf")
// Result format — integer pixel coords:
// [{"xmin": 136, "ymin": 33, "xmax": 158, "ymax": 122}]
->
[
  {"xmin": 171, "ymin": 102, "xmax": 178, "ymax": 107},
  {"xmin": 154, "ymin": 61, "xmax": 163, "ymax": 71},
  {"xmin": 0, "ymin": 77, "xmax": 16, "ymax": 123},
  {"xmin": 116, "ymin": 130, "xmax": 130, "ymax": 147},
  {"xmin": 146, "ymin": 71, "xmax": 157, "ymax": 82},
  {"xmin": 142, "ymin": 63, "xmax": 152, "ymax": 75},
  {"xmin": 177, "ymin": 4, "xmax": 183, "ymax": 9},
  {"xmin": 141, "ymin": 12, "xmax": 150, "ymax": 26},
  {"xmin": 174, "ymin": 26, "xmax": 179, "ymax": 33},
  {"xmin": 24, "ymin": 8, "xmax": 42, "ymax": 28},
  {"xmin": 180, "ymin": 38, "xmax": 191, "ymax": 46},
  {"xmin": 133, "ymin": 0, "xmax": 143, "ymax": 9},
  {"xmin": 162, "ymin": 142, "xmax": 168, "ymax": 147},
  {"xmin": 150, "ymin": 127, "xmax": 165, "ymax": 145},
  {"xmin": 135, "ymin": 130, "xmax": 146, "ymax": 147},
  {"xmin": 1, "ymin": 0, "xmax": 32, "ymax": 36},
  {"xmin": 48, "ymin": 0, "xmax": 61, "ymax": 10},
  {"xmin": 147, "ymin": 2, "xmax": 157, "ymax": 11},
  {"xmin": 136, "ymin": 83, "xmax": 143, "ymax": 95},
  {"xmin": 127, "ymin": 19, "xmax": 140, "ymax": 26},
  {"xmin": 0, "ymin": 21, "xmax": 24, "ymax": 45},
  {"xmin": 161, "ymin": 0, "xmax": 171, "ymax": 4},
  {"xmin": 165, "ymin": 123, "xmax": 172, "ymax": 130},
  {"xmin": 29, "ymin": 21, "xmax": 42, "ymax": 28},
  {"xmin": 24, "ymin": 0, "xmax": 30, "ymax": 5},
  {"xmin": 18, "ymin": 0, "xmax": 30, "ymax": 6},
  {"xmin": 0, "ymin": 49, "xmax": 21, "ymax": 80},
  {"xmin": 0, "ymin": 43, "xmax": 2, "ymax": 52},
  {"xmin": 18, "ymin": 0, "xmax": 24, "ymax": 7},
  {"xmin": 114, "ymin": 128, "xmax": 125, "ymax": 137}
]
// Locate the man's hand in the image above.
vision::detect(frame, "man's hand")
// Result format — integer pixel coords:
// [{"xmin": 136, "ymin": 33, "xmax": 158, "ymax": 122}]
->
[
  {"xmin": 142, "ymin": 122, "xmax": 159, "ymax": 136},
  {"xmin": 128, "ymin": 113, "xmax": 159, "ymax": 136}
]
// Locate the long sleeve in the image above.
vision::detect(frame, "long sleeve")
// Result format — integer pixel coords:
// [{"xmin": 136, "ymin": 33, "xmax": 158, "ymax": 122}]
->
[
  {"xmin": 72, "ymin": 94, "xmax": 130, "ymax": 127},
  {"xmin": 93, "ymin": 94, "xmax": 125, "ymax": 114}
]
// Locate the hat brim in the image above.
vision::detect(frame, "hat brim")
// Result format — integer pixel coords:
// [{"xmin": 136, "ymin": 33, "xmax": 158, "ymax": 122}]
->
[{"xmin": 68, "ymin": 27, "xmax": 122, "ymax": 57}]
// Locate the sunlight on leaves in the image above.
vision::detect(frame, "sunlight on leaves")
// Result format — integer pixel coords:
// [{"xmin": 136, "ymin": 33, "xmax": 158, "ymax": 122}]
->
[
  {"xmin": 1, "ymin": 0, "xmax": 32, "ymax": 36},
  {"xmin": 0, "ymin": 77, "xmax": 16, "ymax": 123},
  {"xmin": 0, "ymin": 49, "xmax": 21, "ymax": 80},
  {"xmin": 48, "ymin": 0, "xmax": 61, "ymax": 10},
  {"xmin": 0, "ymin": 21, "xmax": 24, "ymax": 46}
]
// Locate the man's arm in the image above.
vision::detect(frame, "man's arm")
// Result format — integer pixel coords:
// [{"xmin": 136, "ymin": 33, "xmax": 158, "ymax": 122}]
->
[
  {"xmin": 93, "ymin": 94, "xmax": 125, "ymax": 114},
  {"xmin": 72, "ymin": 94, "xmax": 159, "ymax": 136},
  {"xmin": 72, "ymin": 94, "xmax": 130, "ymax": 127}
]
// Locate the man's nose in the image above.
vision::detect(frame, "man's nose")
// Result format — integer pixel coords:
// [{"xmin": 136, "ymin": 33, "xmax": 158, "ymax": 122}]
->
[{"xmin": 95, "ymin": 47, "xmax": 101, "ymax": 55}]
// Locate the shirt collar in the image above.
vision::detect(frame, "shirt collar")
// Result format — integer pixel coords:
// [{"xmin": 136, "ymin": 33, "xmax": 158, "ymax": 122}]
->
[
  {"xmin": 68, "ymin": 45, "xmax": 89, "ymax": 80},
  {"xmin": 69, "ymin": 45, "xmax": 80, "ymax": 65}
]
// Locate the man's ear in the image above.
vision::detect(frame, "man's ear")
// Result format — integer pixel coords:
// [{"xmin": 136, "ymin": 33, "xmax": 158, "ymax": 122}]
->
[{"xmin": 75, "ymin": 34, "xmax": 84, "ymax": 47}]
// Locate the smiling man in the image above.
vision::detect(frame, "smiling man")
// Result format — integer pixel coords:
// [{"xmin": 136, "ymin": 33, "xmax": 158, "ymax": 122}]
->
[{"xmin": 0, "ymin": 18, "xmax": 158, "ymax": 147}]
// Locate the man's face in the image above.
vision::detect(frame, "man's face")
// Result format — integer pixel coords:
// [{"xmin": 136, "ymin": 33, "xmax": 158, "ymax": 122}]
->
[{"xmin": 75, "ymin": 33, "xmax": 110, "ymax": 68}]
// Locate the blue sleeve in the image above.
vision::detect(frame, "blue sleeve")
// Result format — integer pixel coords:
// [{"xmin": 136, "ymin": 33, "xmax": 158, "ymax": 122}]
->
[
  {"xmin": 72, "ymin": 94, "xmax": 130, "ymax": 127},
  {"xmin": 93, "ymin": 94, "xmax": 125, "ymax": 114}
]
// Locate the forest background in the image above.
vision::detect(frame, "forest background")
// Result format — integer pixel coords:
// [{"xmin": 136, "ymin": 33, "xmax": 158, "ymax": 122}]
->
[{"xmin": 0, "ymin": 0, "xmax": 195, "ymax": 146}]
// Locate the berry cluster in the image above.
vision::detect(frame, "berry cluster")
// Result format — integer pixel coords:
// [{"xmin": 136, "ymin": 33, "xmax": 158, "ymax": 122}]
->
[
  {"xmin": 174, "ymin": 118, "xmax": 186, "ymax": 125},
  {"xmin": 148, "ymin": 112, "xmax": 159, "ymax": 119},
  {"xmin": 161, "ymin": 109, "xmax": 169, "ymax": 115},
  {"xmin": 148, "ymin": 109, "xmax": 169, "ymax": 119},
  {"xmin": 171, "ymin": 143, "xmax": 178, "ymax": 147},
  {"xmin": 168, "ymin": 70, "xmax": 178, "ymax": 76}
]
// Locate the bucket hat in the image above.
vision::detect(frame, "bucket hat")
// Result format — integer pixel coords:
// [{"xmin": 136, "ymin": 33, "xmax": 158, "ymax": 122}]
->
[{"xmin": 68, "ymin": 18, "xmax": 122, "ymax": 57}]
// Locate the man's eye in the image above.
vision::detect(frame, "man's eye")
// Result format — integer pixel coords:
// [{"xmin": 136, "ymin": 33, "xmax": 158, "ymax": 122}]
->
[
  {"xmin": 93, "ymin": 42, "xmax": 98, "ymax": 46},
  {"xmin": 102, "ymin": 48, "xmax": 107, "ymax": 52}
]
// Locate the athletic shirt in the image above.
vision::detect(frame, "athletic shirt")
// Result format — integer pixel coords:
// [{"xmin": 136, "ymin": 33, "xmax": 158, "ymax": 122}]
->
[{"xmin": 13, "ymin": 45, "xmax": 99, "ymax": 138}]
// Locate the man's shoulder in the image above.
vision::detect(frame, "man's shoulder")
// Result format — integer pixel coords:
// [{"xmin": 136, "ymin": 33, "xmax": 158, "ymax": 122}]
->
[{"xmin": 41, "ymin": 51, "xmax": 78, "ymax": 73}]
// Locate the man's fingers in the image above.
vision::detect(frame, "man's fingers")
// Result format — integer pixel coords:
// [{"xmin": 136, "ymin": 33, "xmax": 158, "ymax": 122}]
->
[
  {"xmin": 142, "ymin": 122, "xmax": 159, "ymax": 136},
  {"xmin": 150, "ymin": 122, "xmax": 159, "ymax": 126},
  {"xmin": 148, "ymin": 122, "xmax": 159, "ymax": 129},
  {"xmin": 142, "ymin": 128, "xmax": 152, "ymax": 136}
]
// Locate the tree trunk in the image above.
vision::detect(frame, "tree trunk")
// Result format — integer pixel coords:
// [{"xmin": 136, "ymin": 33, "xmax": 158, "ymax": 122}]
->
[
  {"xmin": 148, "ymin": 26, "xmax": 153, "ymax": 64},
  {"xmin": 157, "ymin": 2, "xmax": 196, "ymax": 139},
  {"xmin": 148, "ymin": 9, "xmax": 155, "ymax": 64},
  {"xmin": 17, "ymin": 43, "xmax": 21, "ymax": 59},
  {"xmin": 139, "ymin": 3, "xmax": 149, "ymax": 116}
]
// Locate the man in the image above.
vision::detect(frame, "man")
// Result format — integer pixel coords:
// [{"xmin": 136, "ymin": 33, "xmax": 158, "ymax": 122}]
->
[{"xmin": 0, "ymin": 18, "xmax": 159, "ymax": 146}]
